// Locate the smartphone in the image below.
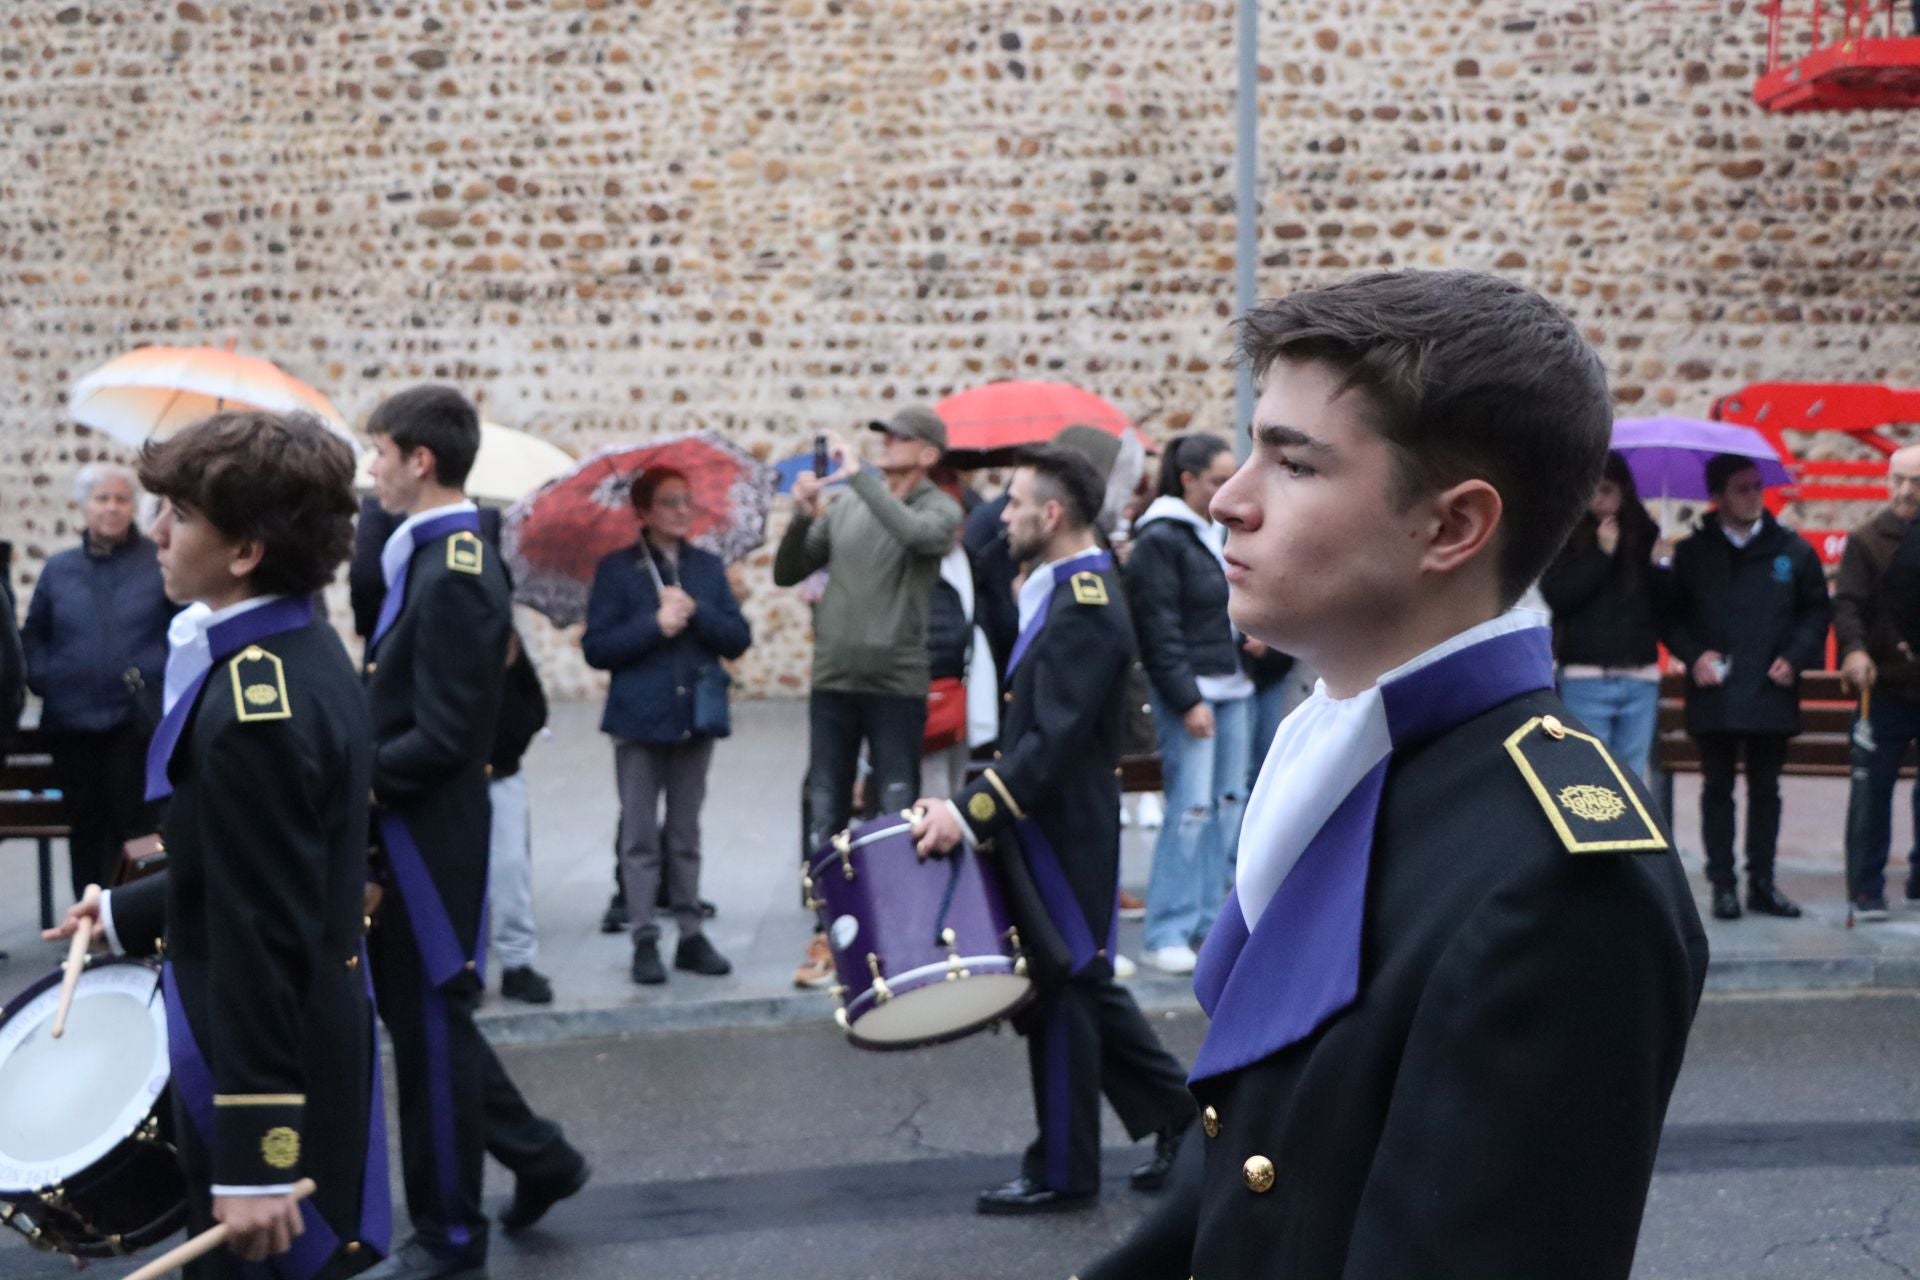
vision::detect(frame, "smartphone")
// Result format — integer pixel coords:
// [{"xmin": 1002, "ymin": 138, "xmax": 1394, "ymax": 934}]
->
[{"xmin": 813, "ymin": 434, "xmax": 830, "ymax": 478}]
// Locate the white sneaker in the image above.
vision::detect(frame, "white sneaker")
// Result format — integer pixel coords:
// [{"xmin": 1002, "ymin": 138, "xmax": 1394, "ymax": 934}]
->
[
  {"xmin": 1112, "ymin": 953, "xmax": 1138, "ymax": 979},
  {"xmin": 1137, "ymin": 793, "xmax": 1164, "ymax": 830},
  {"xmin": 1146, "ymin": 944, "xmax": 1198, "ymax": 975},
  {"xmin": 1119, "ymin": 800, "xmax": 1132, "ymax": 828}
]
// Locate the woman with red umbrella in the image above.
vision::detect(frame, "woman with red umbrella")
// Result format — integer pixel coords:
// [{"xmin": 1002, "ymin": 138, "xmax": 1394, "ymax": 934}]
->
[{"xmin": 582, "ymin": 468, "xmax": 752, "ymax": 986}]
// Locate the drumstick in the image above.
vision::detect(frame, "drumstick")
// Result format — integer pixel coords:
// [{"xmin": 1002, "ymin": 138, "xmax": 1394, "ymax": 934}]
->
[
  {"xmin": 123, "ymin": 1179, "xmax": 317, "ymax": 1280},
  {"xmin": 49, "ymin": 884, "xmax": 100, "ymax": 1040}
]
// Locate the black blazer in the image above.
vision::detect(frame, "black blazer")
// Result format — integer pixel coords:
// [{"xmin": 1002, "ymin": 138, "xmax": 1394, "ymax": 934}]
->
[
  {"xmin": 365, "ymin": 526, "xmax": 512, "ymax": 964},
  {"xmin": 955, "ymin": 562, "xmax": 1131, "ymax": 991},
  {"xmin": 1186, "ymin": 689, "xmax": 1708, "ymax": 1280},
  {"xmin": 112, "ymin": 618, "xmax": 378, "ymax": 1260}
]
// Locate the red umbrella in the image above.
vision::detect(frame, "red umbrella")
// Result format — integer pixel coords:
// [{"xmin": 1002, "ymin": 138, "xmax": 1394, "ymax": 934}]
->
[
  {"xmin": 502, "ymin": 432, "xmax": 776, "ymax": 627},
  {"xmin": 934, "ymin": 381, "xmax": 1146, "ymax": 453}
]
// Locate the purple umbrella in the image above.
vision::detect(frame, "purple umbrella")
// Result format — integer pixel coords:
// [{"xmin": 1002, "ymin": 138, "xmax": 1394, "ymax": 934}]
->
[{"xmin": 1610, "ymin": 417, "xmax": 1792, "ymax": 502}]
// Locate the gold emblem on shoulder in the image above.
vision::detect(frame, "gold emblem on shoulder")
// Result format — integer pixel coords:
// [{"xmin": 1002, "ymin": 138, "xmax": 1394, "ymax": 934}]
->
[
  {"xmin": 1069, "ymin": 571, "xmax": 1108, "ymax": 607},
  {"xmin": 447, "ymin": 530, "xmax": 485, "ymax": 575},
  {"xmin": 230, "ymin": 646, "xmax": 291, "ymax": 723},
  {"xmin": 1505, "ymin": 716, "xmax": 1667, "ymax": 855},
  {"xmin": 260, "ymin": 1126, "xmax": 300, "ymax": 1170},
  {"xmin": 1559, "ymin": 784, "xmax": 1627, "ymax": 824},
  {"xmin": 967, "ymin": 792, "xmax": 997, "ymax": 823}
]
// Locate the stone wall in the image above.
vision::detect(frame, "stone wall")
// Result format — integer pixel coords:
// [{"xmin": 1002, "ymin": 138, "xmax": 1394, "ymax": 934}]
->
[{"xmin": 4, "ymin": 1, "xmax": 1916, "ymax": 698}]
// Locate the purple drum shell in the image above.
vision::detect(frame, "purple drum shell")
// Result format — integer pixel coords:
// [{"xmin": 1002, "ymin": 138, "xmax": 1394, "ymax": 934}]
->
[{"xmin": 807, "ymin": 814, "xmax": 1033, "ymax": 1050}]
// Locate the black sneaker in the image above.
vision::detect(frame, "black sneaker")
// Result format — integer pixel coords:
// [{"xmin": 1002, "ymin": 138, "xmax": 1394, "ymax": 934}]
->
[
  {"xmin": 674, "ymin": 934, "xmax": 733, "ymax": 977},
  {"xmin": 1853, "ymin": 895, "xmax": 1891, "ymax": 922},
  {"xmin": 630, "ymin": 940, "xmax": 666, "ymax": 985},
  {"xmin": 1711, "ymin": 886, "xmax": 1742, "ymax": 920},
  {"xmin": 1747, "ymin": 882, "xmax": 1803, "ymax": 918},
  {"xmin": 500, "ymin": 965, "xmax": 554, "ymax": 1004},
  {"xmin": 600, "ymin": 893, "xmax": 629, "ymax": 935}
]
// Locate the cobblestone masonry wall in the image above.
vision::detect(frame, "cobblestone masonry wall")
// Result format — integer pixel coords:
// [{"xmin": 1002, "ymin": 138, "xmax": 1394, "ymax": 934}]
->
[{"xmin": 4, "ymin": 2, "xmax": 1916, "ymax": 697}]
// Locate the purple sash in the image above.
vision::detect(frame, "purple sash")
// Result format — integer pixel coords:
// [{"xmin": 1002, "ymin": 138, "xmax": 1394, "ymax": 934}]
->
[
  {"xmin": 1012, "ymin": 819, "xmax": 1119, "ymax": 978},
  {"xmin": 1006, "ymin": 550, "xmax": 1112, "ymax": 677},
  {"xmin": 379, "ymin": 813, "xmax": 488, "ymax": 989},
  {"xmin": 162, "ymin": 957, "xmax": 390, "ymax": 1274},
  {"xmin": 144, "ymin": 596, "xmax": 316, "ymax": 803},
  {"xmin": 1189, "ymin": 625, "xmax": 1556, "ymax": 1083},
  {"xmin": 368, "ymin": 509, "xmax": 482, "ymax": 652}
]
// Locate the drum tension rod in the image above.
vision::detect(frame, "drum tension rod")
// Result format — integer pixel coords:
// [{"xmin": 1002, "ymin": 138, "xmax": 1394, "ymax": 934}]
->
[
  {"xmin": 800, "ymin": 871, "xmax": 825, "ymax": 912},
  {"xmin": 1005, "ymin": 926, "xmax": 1028, "ymax": 977},
  {"xmin": 942, "ymin": 928, "xmax": 970, "ymax": 981},
  {"xmin": 834, "ymin": 831, "xmax": 855, "ymax": 880},
  {"xmin": 866, "ymin": 954, "xmax": 892, "ymax": 1003}
]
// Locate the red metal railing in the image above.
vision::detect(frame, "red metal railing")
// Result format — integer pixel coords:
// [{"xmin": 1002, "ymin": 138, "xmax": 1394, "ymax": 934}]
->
[{"xmin": 1764, "ymin": 0, "xmax": 1907, "ymax": 75}]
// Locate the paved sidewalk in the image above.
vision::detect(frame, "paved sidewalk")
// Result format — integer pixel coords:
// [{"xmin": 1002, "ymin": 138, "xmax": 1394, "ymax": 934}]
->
[{"xmin": 4, "ymin": 699, "xmax": 1919, "ymax": 1045}]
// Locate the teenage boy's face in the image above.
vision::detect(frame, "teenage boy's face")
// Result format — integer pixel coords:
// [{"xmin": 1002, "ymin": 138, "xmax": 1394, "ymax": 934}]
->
[
  {"xmin": 367, "ymin": 434, "xmax": 425, "ymax": 516},
  {"xmin": 150, "ymin": 498, "xmax": 246, "ymax": 606},
  {"xmin": 1714, "ymin": 467, "xmax": 1766, "ymax": 526},
  {"xmin": 1212, "ymin": 358, "xmax": 1431, "ymax": 668}
]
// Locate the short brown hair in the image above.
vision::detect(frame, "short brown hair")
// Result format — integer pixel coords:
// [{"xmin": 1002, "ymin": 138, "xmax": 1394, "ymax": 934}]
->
[
  {"xmin": 138, "ymin": 410, "xmax": 358, "ymax": 597},
  {"xmin": 1237, "ymin": 270, "xmax": 1612, "ymax": 604},
  {"xmin": 366, "ymin": 384, "xmax": 480, "ymax": 489},
  {"xmin": 629, "ymin": 466, "xmax": 691, "ymax": 514},
  {"xmin": 1017, "ymin": 444, "xmax": 1105, "ymax": 530}
]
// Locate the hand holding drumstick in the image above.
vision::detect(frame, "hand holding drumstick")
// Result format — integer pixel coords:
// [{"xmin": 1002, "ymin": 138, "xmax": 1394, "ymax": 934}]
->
[
  {"xmin": 42, "ymin": 883, "xmax": 102, "ymax": 1039},
  {"xmin": 123, "ymin": 1179, "xmax": 315, "ymax": 1278}
]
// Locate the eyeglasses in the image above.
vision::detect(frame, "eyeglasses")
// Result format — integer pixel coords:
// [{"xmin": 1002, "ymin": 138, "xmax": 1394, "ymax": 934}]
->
[{"xmin": 649, "ymin": 495, "xmax": 694, "ymax": 511}]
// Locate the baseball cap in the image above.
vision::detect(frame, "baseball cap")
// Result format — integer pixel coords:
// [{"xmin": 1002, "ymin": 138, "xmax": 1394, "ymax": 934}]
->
[{"xmin": 867, "ymin": 403, "xmax": 948, "ymax": 452}]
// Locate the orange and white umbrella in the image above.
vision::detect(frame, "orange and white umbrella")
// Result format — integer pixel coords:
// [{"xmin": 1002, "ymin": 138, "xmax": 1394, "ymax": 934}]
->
[
  {"xmin": 354, "ymin": 421, "xmax": 574, "ymax": 507},
  {"xmin": 69, "ymin": 344, "xmax": 357, "ymax": 454}
]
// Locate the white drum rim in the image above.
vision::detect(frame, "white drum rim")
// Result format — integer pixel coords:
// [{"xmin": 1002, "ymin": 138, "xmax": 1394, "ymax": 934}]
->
[
  {"xmin": 0, "ymin": 961, "xmax": 169, "ymax": 1193},
  {"xmin": 807, "ymin": 820, "xmax": 917, "ymax": 875},
  {"xmin": 846, "ymin": 972, "xmax": 1033, "ymax": 1047},
  {"xmin": 845, "ymin": 955, "xmax": 1025, "ymax": 1019}
]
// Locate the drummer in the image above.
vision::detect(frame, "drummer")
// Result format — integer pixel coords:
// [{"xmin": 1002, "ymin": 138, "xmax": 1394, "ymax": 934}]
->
[
  {"xmin": 47, "ymin": 410, "xmax": 387, "ymax": 1276},
  {"xmin": 912, "ymin": 444, "xmax": 1195, "ymax": 1214}
]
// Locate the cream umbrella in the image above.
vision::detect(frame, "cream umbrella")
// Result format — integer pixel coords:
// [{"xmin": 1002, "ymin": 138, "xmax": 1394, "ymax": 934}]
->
[
  {"xmin": 69, "ymin": 343, "xmax": 358, "ymax": 453},
  {"xmin": 354, "ymin": 421, "xmax": 574, "ymax": 507}
]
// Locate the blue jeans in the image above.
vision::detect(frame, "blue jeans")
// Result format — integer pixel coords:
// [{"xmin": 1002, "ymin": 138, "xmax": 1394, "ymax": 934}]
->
[
  {"xmin": 1144, "ymin": 694, "xmax": 1252, "ymax": 952},
  {"xmin": 1843, "ymin": 689, "xmax": 1920, "ymax": 902},
  {"xmin": 1248, "ymin": 680, "xmax": 1292, "ymax": 791},
  {"xmin": 1558, "ymin": 675, "xmax": 1659, "ymax": 784}
]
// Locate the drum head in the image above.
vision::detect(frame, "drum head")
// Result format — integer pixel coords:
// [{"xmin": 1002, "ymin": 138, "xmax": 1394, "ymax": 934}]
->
[
  {"xmin": 849, "ymin": 971, "xmax": 1031, "ymax": 1049},
  {"xmin": 0, "ymin": 960, "xmax": 169, "ymax": 1193}
]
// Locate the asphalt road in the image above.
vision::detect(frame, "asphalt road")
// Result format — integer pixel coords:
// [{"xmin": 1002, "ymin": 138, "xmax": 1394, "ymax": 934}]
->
[{"xmin": 4, "ymin": 992, "xmax": 1917, "ymax": 1279}]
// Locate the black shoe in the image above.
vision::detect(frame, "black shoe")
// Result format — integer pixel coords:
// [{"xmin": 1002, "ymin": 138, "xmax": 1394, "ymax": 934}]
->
[
  {"xmin": 500, "ymin": 1152, "xmax": 591, "ymax": 1234},
  {"xmin": 600, "ymin": 893, "xmax": 629, "ymax": 935},
  {"xmin": 654, "ymin": 897, "xmax": 720, "ymax": 919},
  {"xmin": 499, "ymin": 966, "xmax": 554, "ymax": 1004},
  {"xmin": 1711, "ymin": 887, "xmax": 1742, "ymax": 920},
  {"xmin": 1747, "ymin": 882, "xmax": 1803, "ymax": 918},
  {"xmin": 1129, "ymin": 1118, "xmax": 1192, "ymax": 1191},
  {"xmin": 674, "ymin": 934, "xmax": 733, "ymax": 977},
  {"xmin": 1905, "ymin": 873, "xmax": 1920, "ymax": 905},
  {"xmin": 1853, "ymin": 895, "xmax": 1891, "ymax": 922},
  {"xmin": 975, "ymin": 1175, "xmax": 1097, "ymax": 1216},
  {"xmin": 630, "ymin": 940, "xmax": 666, "ymax": 985},
  {"xmin": 361, "ymin": 1237, "xmax": 485, "ymax": 1279}
]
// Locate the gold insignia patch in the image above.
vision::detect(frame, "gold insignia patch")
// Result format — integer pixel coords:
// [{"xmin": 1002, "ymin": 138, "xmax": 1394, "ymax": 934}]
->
[
  {"xmin": 1505, "ymin": 717, "xmax": 1667, "ymax": 854},
  {"xmin": 447, "ymin": 530, "xmax": 485, "ymax": 575},
  {"xmin": 1069, "ymin": 571, "xmax": 1108, "ymax": 607},
  {"xmin": 230, "ymin": 646, "xmax": 291, "ymax": 723},
  {"xmin": 967, "ymin": 792, "xmax": 997, "ymax": 823},
  {"xmin": 260, "ymin": 1126, "xmax": 300, "ymax": 1170}
]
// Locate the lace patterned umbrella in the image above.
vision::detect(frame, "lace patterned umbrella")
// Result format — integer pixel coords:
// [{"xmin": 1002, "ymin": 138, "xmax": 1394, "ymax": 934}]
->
[{"xmin": 502, "ymin": 432, "xmax": 776, "ymax": 626}]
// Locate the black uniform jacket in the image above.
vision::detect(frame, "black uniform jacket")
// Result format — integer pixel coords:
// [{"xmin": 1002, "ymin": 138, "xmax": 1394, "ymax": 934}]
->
[
  {"xmin": 112, "ymin": 618, "xmax": 377, "ymax": 1222},
  {"xmin": 365, "ymin": 525, "xmax": 512, "ymax": 967},
  {"xmin": 954, "ymin": 559, "xmax": 1129, "ymax": 991},
  {"xmin": 1188, "ymin": 689, "xmax": 1709, "ymax": 1280}
]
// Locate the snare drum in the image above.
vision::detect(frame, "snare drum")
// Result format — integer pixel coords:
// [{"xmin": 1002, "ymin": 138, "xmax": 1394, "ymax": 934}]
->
[
  {"xmin": 0, "ymin": 956, "xmax": 188, "ymax": 1257},
  {"xmin": 806, "ymin": 813, "xmax": 1034, "ymax": 1049}
]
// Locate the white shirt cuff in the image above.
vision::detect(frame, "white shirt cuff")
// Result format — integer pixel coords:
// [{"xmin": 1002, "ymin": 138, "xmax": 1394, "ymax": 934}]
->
[
  {"xmin": 98, "ymin": 889, "xmax": 124, "ymax": 956},
  {"xmin": 944, "ymin": 800, "xmax": 979, "ymax": 850},
  {"xmin": 211, "ymin": 1183, "xmax": 298, "ymax": 1197}
]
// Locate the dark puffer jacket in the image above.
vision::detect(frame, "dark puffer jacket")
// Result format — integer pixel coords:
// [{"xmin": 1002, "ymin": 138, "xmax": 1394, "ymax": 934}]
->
[
  {"xmin": 1659, "ymin": 513, "xmax": 1831, "ymax": 737},
  {"xmin": 1124, "ymin": 504, "xmax": 1241, "ymax": 714},
  {"xmin": 22, "ymin": 534, "xmax": 172, "ymax": 733},
  {"xmin": 1540, "ymin": 510, "xmax": 1667, "ymax": 669}
]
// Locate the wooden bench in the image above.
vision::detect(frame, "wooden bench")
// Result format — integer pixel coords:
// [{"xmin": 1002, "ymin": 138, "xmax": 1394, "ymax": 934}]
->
[
  {"xmin": 1653, "ymin": 669, "xmax": 1902, "ymax": 779},
  {"xmin": 0, "ymin": 727, "xmax": 69, "ymax": 932}
]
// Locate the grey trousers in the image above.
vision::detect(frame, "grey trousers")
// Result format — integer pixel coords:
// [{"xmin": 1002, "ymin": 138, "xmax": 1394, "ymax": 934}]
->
[{"xmin": 615, "ymin": 737, "xmax": 716, "ymax": 945}]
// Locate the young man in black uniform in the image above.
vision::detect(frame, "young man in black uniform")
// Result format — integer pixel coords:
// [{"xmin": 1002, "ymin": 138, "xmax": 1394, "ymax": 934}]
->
[
  {"xmin": 359, "ymin": 386, "xmax": 586, "ymax": 1279},
  {"xmin": 912, "ymin": 446, "xmax": 1194, "ymax": 1216},
  {"xmin": 1082, "ymin": 271, "xmax": 1709, "ymax": 1280},
  {"xmin": 49, "ymin": 410, "xmax": 386, "ymax": 1276}
]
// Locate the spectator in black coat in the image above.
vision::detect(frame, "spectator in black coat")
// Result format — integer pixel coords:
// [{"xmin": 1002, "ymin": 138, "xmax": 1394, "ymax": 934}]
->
[
  {"xmin": 1659, "ymin": 453, "xmax": 1831, "ymax": 922},
  {"xmin": 1540, "ymin": 450, "xmax": 1673, "ymax": 782}
]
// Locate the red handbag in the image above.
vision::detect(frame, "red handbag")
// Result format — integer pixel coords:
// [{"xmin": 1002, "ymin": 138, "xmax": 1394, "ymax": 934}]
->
[{"xmin": 924, "ymin": 676, "xmax": 967, "ymax": 753}]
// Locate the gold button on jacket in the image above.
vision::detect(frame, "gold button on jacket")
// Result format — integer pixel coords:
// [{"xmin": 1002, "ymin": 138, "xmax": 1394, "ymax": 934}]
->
[
  {"xmin": 1202, "ymin": 1105, "xmax": 1220, "ymax": 1139},
  {"xmin": 1243, "ymin": 1154, "xmax": 1275, "ymax": 1193}
]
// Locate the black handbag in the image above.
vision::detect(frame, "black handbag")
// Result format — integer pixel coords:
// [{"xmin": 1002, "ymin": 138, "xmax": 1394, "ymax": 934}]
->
[{"xmin": 693, "ymin": 662, "xmax": 733, "ymax": 739}]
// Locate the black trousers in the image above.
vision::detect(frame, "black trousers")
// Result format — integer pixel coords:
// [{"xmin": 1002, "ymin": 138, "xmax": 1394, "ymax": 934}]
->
[
  {"xmin": 371, "ymin": 895, "xmax": 567, "ymax": 1260},
  {"xmin": 50, "ymin": 723, "xmax": 157, "ymax": 900},
  {"xmin": 1022, "ymin": 972, "xmax": 1194, "ymax": 1194},
  {"xmin": 803, "ymin": 689, "xmax": 927, "ymax": 851},
  {"xmin": 1694, "ymin": 732, "xmax": 1791, "ymax": 889}
]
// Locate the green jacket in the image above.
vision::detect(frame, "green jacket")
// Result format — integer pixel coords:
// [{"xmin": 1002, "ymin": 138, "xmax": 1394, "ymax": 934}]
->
[{"xmin": 773, "ymin": 469, "xmax": 963, "ymax": 697}]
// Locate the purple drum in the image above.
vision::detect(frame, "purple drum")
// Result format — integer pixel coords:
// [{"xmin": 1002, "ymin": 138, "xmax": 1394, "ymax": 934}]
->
[{"xmin": 806, "ymin": 812, "xmax": 1033, "ymax": 1050}]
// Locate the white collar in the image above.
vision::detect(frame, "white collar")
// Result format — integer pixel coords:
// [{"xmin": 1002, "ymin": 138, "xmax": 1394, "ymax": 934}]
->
[
  {"xmin": 1237, "ymin": 609, "xmax": 1546, "ymax": 928},
  {"xmin": 381, "ymin": 499, "xmax": 478, "ymax": 588},
  {"xmin": 1138, "ymin": 495, "xmax": 1227, "ymax": 567},
  {"xmin": 163, "ymin": 594, "xmax": 285, "ymax": 716},
  {"xmin": 1719, "ymin": 515, "xmax": 1764, "ymax": 549},
  {"xmin": 1016, "ymin": 545, "xmax": 1105, "ymax": 633}
]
